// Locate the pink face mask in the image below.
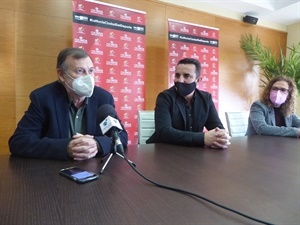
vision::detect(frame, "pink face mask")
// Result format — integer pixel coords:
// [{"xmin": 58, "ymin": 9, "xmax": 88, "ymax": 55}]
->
[{"xmin": 270, "ymin": 90, "xmax": 288, "ymax": 107}]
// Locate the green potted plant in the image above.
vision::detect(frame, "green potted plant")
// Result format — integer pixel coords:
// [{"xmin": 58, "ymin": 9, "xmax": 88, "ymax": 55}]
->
[{"xmin": 240, "ymin": 33, "xmax": 300, "ymax": 93}]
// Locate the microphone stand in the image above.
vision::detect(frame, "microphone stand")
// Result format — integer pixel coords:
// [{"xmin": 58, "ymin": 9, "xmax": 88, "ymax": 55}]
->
[{"xmin": 100, "ymin": 137, "xmax": 136, "ymax": 174}]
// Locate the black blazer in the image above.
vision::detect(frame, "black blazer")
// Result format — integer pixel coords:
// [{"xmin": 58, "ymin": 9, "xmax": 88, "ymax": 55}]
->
[
  {"xmin": 9, "ymin": 81, "xmax": 128, "ymax": 160},
  {"xmin": 146, "ymin": 86, "xmax": 224, "ymax": 146}
]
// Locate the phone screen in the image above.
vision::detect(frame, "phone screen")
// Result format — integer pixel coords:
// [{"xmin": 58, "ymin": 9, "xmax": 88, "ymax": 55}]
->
[{"xmin": 59, "ymin": 167, "xmax": 99, "ymax": 183}]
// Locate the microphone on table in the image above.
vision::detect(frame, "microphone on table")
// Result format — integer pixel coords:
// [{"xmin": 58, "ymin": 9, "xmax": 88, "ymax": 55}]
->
[
  {"xmin": 96, "ymin": 104, "xmax": 135, "ymax": 174},
  {"xmin": 97, "ymin": 104, "xmax": 124, "ymax": 154}
]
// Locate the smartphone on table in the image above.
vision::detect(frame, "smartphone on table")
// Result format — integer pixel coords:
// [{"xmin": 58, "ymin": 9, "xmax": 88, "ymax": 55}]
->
[{"xmin": 59, "ymin": 166, "xmax": 99, "ymax": 183}]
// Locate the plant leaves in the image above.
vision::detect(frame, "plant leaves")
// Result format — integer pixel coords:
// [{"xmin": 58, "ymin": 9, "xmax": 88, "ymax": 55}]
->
[{"xmin": 240, "ymin": 33, "xmax": 300, "ymax": 93}]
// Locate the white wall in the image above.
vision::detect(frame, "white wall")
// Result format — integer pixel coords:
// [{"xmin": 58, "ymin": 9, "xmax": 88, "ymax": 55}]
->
[
  {"xmin": 158, "ymin": 0, "xmax": 288, "ymax": 32},
  {"xmin": 287, "ymin": 22, "xmax": 300, "ymax": 114},
  {"xmin": 287, "ymin": 22, "xmax": 300, "ymax": 50}
]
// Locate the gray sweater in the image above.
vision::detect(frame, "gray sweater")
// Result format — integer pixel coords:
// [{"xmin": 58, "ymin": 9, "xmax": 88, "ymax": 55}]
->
[{"xmin": 246, "ymin": 100, "xmax": 300, "ymax": 137}]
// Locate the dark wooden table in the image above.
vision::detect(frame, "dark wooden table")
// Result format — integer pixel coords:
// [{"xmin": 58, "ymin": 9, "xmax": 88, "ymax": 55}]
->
[{"xmin": 0, "ymin": 135, "xmax": 299, "ymax": 225}]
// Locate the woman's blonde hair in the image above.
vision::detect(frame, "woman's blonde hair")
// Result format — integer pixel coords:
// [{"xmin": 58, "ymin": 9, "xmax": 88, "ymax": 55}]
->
[{"xmin": 261, "ymin": 75, "xmax": 298, "ymax": 116}]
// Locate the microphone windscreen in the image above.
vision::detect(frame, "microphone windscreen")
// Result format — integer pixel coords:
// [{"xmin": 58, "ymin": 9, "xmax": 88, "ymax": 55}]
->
[{"xmin": 96, "ymin": 104, "xmax": 118, "ymax": 125}]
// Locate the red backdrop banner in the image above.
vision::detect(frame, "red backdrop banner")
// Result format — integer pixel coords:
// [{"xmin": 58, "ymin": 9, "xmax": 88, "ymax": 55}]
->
[
  {"xmin": 72, "ymin": 0, "xmax": 146, "ymax": 145},
  {"xmin": 168, "ymin": 19, "xmax": 219, "ymax": 109}
]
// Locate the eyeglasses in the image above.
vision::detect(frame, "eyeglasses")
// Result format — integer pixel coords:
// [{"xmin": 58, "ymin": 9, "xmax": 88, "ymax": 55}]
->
[{"xmin": 271, "ymin": 87, "xmax": 289, "ymax": 94}]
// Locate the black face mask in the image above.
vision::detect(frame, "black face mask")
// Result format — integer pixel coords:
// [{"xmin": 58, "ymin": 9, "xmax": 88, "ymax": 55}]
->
[{"xmin": 174, "ymin": 82, "xmax": 196, "ymax": 97}]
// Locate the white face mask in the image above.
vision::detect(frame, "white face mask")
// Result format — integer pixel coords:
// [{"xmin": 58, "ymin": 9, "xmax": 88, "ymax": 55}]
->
[{"xmin": 65, "ymin": 73, "xmax": 95, "ymax": 97}]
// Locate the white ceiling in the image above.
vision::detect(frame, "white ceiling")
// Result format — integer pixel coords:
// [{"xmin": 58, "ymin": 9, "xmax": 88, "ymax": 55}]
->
[{"xmin": 159, "ymin": 0, "xmax": 300, "ymax": 26}]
